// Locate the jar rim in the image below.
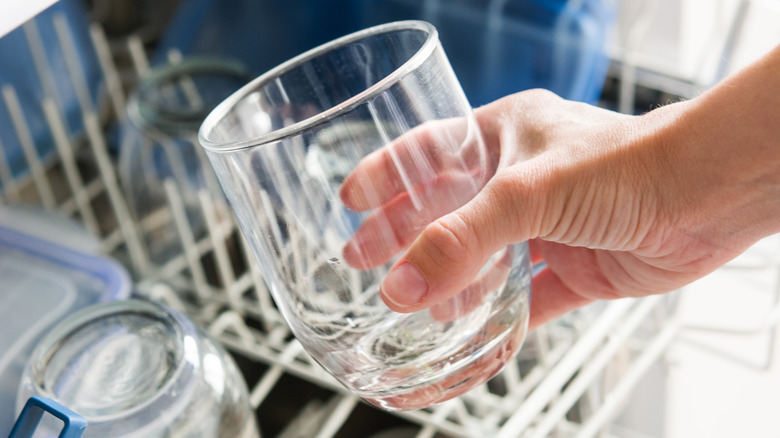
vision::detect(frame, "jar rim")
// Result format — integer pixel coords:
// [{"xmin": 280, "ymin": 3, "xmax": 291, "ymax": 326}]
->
[{"xmin": 128, "ymin": 56, "xmax": 252, "ymax": 135}]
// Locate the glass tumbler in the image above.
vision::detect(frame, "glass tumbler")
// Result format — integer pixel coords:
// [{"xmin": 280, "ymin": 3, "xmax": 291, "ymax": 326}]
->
[
  {"xmin": 16, "ymin": 299, "xmax": 259, "ymax": 438},
  {"xmin": 198, "ymin": 21, "xmax": 531, "ymax": 411}
]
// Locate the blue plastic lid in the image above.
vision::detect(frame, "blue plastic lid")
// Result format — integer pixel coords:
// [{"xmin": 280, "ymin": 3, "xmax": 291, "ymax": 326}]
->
[{"xmin": 9, "ymin": 397, "xmax": 87, "ymax": 438}]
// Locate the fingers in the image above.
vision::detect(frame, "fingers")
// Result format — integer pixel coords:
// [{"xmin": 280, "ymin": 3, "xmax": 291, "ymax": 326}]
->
[
  {"xmin": 378, "ymin": 173, "xmax": 534, "ymax": 313},
  {"xmin": 421, "ymin": 241, "xmax": 596, "ymax": 328},
  {"xmin": 528, "ymin": 238, "xmax": 546, "ymax": 265},
  {"xmin": 339, "ymin": 116, "xmax": 490, "ymax": 211},
  {"xmin": 428, "ymin": 246, "xmax": 512, "ymax": 322},
  {"xmin": 342, "ymin": 171, "xmax": 481, "ymax": 269}
]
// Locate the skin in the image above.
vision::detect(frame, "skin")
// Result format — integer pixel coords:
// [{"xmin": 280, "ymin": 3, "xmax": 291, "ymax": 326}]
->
[{"xmin": 340, "ymin": 43, "xmax": 780, "ymax": 330}]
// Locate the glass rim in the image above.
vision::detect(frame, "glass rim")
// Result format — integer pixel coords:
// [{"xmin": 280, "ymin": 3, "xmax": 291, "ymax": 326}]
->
[{"xmin": 198, "ymin": 20, "xmax": 439, "ymax": 153}]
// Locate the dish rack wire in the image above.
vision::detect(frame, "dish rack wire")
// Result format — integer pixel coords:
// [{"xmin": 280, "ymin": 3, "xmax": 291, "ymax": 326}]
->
[{"xmin": 0, "ymin": 14, "xmax": 685, "ymax": 438}]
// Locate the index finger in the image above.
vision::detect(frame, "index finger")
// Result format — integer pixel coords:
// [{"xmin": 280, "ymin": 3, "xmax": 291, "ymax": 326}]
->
[{"xmin": 339, "ymin": 116, "xmax": 490, "ymax": 211}]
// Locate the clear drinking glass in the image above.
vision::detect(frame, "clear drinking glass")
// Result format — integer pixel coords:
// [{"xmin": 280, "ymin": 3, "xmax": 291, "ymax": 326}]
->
[
  {"xmin": 16, "ymin": 299, "xmax": 259, "ymax": 438},
  {"xmin": 198, "ymin": 20, "xmax": 531, "ymax": 411}
]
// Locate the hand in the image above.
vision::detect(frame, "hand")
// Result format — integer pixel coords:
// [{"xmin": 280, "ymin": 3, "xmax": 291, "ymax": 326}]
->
[{"xmin": 340, "ymin": 45, "xmax": 780, "ymax": 330}]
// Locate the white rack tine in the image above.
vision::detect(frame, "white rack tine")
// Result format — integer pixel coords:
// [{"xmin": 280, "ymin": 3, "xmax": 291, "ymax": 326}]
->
[
  {"xmin": 146, "ymin": 281, "xmax": 188, "ymax": 312},
  {"xmin": 248, "ymin": 340, "xmax": 300, "ymax": 408},
  {"xmin": 41, "ymin": 98, "xmax": 100, "ymax": 234},
  {"xmin": 396, "ymin": 403, "xmax": 476, "ymax": 438},
  {"xmin": 452, "ymin": 398, "xmax": 483, "ymax": 434},
  {"xmin": 2, "ymin": 86, "xmax": 57, "ymax": 209},
  {"xmin": 158, "ymin": 50, "xmax": 221, "ymax": 203},
  {"xmin": 208, "ymin": 310, "xmax": 256, "ymax": 346},
  {"xmin": 200, "ymin": 191, "xmax": 243, "ymax": 312},
  {"xmin": 163, "ymin": 179, "xmax": 211, "ymax": 301},
  {"xmin": 89, "ymin": 24, "xmax": 126, "ymax": 120},
  {"xmin": 199, "ymin": 300, "xmax": 228, "ymax": 325},
  {"xmin": 127, "ymin": 34, "xmax": 151, "ymax": 78},
  {"xmin": 313, "ymin": 394, "xmax": 360, "ymax": 438},
  {"xmin": 158, "ymin": 49, "xmax": 185, "ymax": 104},
  {"xmin": 499, "ymin": 356, "xmax": 522, "ymax": 397},
  {"xmin": 22, "ymin": 20, "xmax": 61, "ymax": 111},
  {"xmin": 167, "ymin": 49, "xmax": 205, "ymax": 110},
  {"xmin": 574, "ymin": 320, "xmax": 681, "ymax": 438},
  {"xmin": 219, "ymin": 336, "xmax": 342, "ymax": 394},
  {"xmin": 526, "ymin": 297, "xmax": 661, "ymax": 438},
  {"xmin": 427, "ymin": 401, "xmax": 458, "ymax": 431},
  {"xmin": 237, "ymin": 230, "xmax": 280, "ymax": 330},
  {"xmin": 276, "ymin": 400, "xmax": 326, "ymax": 438},
  {"xmin": 496, "ymin": 299, "xmax": 635, "ymax": 438},
  {"xmin": 465, "ymin": 384, "xmax": 494, "ymax": 419},
  {"xmin": 508, "ymin": 344, "xmax": 559, "ymax": 405},
  {"xmin": 618, "ymin": 0, "xmax": 657, "ymax": 115},
  {"xmin": 52, "ymin": 13, "xmax": 94, "ymax": 113},
  {"xmin": 152, "ymin": 134, "xmax": 193, "ymax": 198},
  {"xmin": 414, "ymin": 425, "xmax": 437, "ymax": 438},
  {"xmin": 536, "ymin": 325, "xmax": 554, "ymax": 365},
  {"xmin": 583, "ymin": 381, "xmax": 603, "ymax": 427},
  {"xmin": 258, "ymin": 187, "xmax": 294, "ymax": 277},
  {"xmin": 0, "ymin": 137, "xmax": 21, "ymax": 201},
  {"xmin": 167, "ymin": 48, "xmax": 183, "ymax": 63},
  {"xmin": 82, "ymin": 109, "xmax": 149, "ymax": 273},
  {"xmin": 248, "ymin": 363, "xmax": 284, "ymax": 408},
  {"xmin": 267, "ymin": 325, "xmax": 291, "ymax": 348},
  {"xmin": 192, "ymin": 136, "xmax": 224, "ymax": 204}
]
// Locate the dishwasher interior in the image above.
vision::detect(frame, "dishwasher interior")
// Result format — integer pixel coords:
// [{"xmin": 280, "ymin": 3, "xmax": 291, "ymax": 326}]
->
[{"xmin": 1, "ymin": 1, "xmax": 779, "ymax": 437}]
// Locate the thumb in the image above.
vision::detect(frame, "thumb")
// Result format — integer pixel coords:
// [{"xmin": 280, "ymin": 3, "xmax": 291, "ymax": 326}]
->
[{"xmin": 379, "ymin": 172, "xmax": 536, "ymax": 313}]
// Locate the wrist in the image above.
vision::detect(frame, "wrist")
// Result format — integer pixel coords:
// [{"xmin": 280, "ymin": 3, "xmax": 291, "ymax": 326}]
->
[{"xmin": 651, "ymin": 46, "xmax": 780, "ymax": 248}]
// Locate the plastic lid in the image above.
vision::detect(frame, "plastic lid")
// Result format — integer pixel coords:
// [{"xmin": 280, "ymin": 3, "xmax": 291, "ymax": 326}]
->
[{"xmin": 0, "ymin": 205, "xmax": 101, "ymax": 253}]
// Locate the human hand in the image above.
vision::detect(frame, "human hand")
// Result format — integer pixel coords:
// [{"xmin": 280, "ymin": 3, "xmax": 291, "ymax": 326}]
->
[{"xmin": 340, "ymin": 45, "xmax": 780, "ymax": 330}]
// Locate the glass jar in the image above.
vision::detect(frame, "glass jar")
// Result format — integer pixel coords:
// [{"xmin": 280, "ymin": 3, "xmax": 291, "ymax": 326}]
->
[
  {"xmin": 16, "ymin": 299, "xmax": 259, "ymax": 438},
  {"xmin": 119, "ymin": 56, "xmax": 251, "ymax": 266}
]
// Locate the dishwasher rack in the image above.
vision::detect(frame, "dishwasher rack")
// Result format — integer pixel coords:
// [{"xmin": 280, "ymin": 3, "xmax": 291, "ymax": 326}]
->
[{"xmin": 0, "ymin": 13, "xmax": 682, "ymax": 438}]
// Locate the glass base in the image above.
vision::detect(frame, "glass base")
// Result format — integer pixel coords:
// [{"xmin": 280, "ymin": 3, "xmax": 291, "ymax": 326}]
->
[{"xmin": 356, "ymin": 316, "xmax": 528, "ymax": 411}]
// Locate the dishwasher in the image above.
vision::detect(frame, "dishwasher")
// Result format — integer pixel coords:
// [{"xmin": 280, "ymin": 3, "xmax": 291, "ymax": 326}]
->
[{"xmin": 2, "ymin": 1, "xmax": 777, "ymax": 437}]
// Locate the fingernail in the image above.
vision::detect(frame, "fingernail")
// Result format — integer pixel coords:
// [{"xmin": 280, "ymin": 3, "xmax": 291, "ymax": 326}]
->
[
  {"xmin": 381, "ymin": 262, "xmax": 428, "ymax": 307},
  {"xmin": 342, "ymin": 239, "xmax": 362, "ymax": 268}
]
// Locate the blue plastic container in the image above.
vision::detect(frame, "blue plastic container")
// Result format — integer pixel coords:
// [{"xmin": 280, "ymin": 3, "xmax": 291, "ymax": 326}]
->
[
  {"xmin": 359, "ymin": 0, "xmax": 616, "ymax": 105},
  {"xmin": 0, "ymin": 225, "xmax": 131, "ymax": 436},
  {"xmin": 153, "ymin": 0, "xmax": 364, "ymax": 77},
  {"xmin": 154, "ymin": 0, "xmax": 615, "ymax": 107}
]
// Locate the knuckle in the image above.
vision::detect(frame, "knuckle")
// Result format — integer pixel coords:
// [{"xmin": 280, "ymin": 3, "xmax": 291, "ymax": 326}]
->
[
  {"xmin": 421, "ymin": 212, "xmax": 476, "ymax": 269},
  {"xmin": 487, "ymin": 169, "xmax": 526, "ymax": 215},
  {"xmin": 521, "ymin": 88, "xmax": 559, "ymax": 102},
  {"xmin": 485, "ymin": 166, "xmax": 546, "ymax": 239}
]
